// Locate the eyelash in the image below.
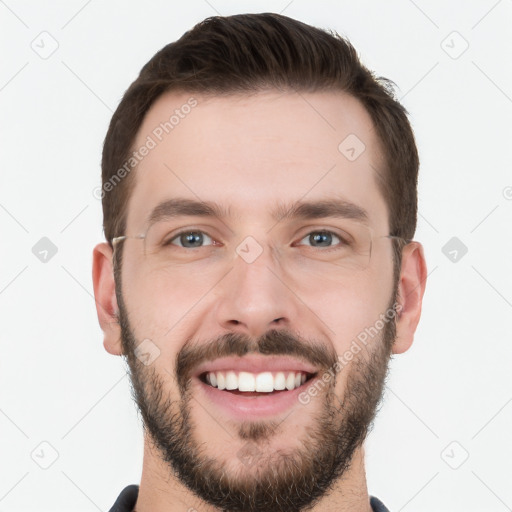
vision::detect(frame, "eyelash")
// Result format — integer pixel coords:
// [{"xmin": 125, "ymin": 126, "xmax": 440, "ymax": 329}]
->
[{"xmin": 165, "ymin": 229, "xmax": 349, "ymax": 251}]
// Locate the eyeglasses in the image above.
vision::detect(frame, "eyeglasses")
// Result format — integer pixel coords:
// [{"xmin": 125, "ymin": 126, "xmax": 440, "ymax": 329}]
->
[{"xmin": 111, "ymin": 219, "xmax": 410, "ymax": 273}]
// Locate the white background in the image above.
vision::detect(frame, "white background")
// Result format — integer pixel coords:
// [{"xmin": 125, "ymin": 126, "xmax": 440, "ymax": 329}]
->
[{"xmin": 1, "ymin": 1, "xmax": 511, "ymax": 511}]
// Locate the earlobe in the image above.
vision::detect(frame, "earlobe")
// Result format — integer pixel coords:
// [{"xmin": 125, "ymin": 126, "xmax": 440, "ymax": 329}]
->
[
  {"xmin": 392, "ymin": 242, "xmax": 427, "ymax": 354},
  {"xmin": 92, "ymin": 242, "xmax": 123, "ymax": 356}
]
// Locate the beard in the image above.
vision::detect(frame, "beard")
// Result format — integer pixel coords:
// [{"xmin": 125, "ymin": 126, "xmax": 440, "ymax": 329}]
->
[{"xmin": 117, "ymin": 288, "xmax": 397, "ymax": 512}]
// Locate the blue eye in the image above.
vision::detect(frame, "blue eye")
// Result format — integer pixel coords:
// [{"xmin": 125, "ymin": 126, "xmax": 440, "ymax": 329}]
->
[
  {"xmin": 298, "ymin": 231, "xmax": 344, "ymax": 248},
  {"xmin": 164, "ymin": 229, "xmax": 348, "ymax": 250},
  {"xmin": 169, "ymin": 230, "xmax": 215, "ymax": 248}
]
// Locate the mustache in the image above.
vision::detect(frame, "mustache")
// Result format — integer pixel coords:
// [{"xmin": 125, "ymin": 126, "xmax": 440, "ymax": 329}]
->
[{"xmin": 175, "ymin": 329, "xmax": 338, "ymax": 393}]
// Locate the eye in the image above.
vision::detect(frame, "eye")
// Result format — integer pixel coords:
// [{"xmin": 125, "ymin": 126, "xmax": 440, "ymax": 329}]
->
[
  {"xmin": 296, "ymin": 230, "xmax": 347, "ymax": 249},
  {"xmin": 167, "ymin": 230, "xmax": 216, "ymax": 248}
]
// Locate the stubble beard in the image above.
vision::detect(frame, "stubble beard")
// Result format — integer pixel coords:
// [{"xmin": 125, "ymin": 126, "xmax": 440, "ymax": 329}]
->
[{"xmin": 117, "ymin": 289, "xmax": 397, "ymax": 512}]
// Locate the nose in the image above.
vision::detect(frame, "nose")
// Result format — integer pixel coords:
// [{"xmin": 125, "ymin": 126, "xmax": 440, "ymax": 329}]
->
[{"xmin": 213, "ymin": 243, "xmax": 300, "ymax": 339}]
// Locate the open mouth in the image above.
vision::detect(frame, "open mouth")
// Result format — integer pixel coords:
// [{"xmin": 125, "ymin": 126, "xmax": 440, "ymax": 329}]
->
[
  {"xmin": 193, "ymin": 355, "xmax": 320, "ymax": 418},
  {"xmin": 199, "ymin": 370, "xmax": 317, "ymax": 396}
]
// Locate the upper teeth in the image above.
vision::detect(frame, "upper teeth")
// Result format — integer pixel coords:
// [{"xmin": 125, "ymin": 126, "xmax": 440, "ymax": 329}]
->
[{"xmin": 205, "ymin": 371, "xmax": 308, "ymax": 392}]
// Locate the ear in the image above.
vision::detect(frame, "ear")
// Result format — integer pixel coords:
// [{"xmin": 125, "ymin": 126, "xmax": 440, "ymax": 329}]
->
[
  {"xmin": 92, "ymin": 242, "xmax": 123, "ymax": 356},
  {"xmin": 393, "ymin": 241, "xmax": 427, "ymax": 354}
]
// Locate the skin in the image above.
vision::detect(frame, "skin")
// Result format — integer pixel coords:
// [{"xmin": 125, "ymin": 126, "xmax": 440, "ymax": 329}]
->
[{"xmin": 93, "ymin": 90, "xmax": 427, "ymax": 512}]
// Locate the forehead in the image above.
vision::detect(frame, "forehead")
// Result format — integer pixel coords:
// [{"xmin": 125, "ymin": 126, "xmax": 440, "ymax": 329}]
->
[{"xmin": 126, "ymin": 89, "xmax": 388, "ymax": 232}]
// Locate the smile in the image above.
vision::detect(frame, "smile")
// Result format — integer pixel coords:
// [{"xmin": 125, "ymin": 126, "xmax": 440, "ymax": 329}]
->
[
  {"xmin": 193, "ymin": 355, "xmax": 320, "ymax": 419},
  {"xmin": 201, "ymin": 370, "xmax": 314, "ymax": 392}
]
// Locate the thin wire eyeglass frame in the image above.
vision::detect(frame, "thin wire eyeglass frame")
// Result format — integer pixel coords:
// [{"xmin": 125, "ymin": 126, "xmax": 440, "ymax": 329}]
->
[{"xmin": 111, "ymin": 231, "xmax": 412, "ymax": 271}]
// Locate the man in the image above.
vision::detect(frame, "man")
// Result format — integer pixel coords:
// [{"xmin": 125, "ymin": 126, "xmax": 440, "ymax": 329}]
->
[{"xmin": 92, "ymin": 12, "xmax": 427, "ymax": 512}]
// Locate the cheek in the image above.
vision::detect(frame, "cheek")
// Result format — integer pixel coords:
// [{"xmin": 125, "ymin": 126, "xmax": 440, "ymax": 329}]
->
[
  {"xmin": 292, "ymin": 263, "xmax": 394, "ymax": 350},
  {"xmin": 324, "ymin": 292, "xmax": 388, "ymax": 354},
  {"xmin": 121, "ymin": 257, "xmax": 220, "ymax": 339}
]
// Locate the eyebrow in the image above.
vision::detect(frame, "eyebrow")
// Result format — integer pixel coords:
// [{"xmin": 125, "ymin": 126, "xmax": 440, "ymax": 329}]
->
[{"xmin": 147, "ymin": 197, "xmax": 369, "ymax": 228}]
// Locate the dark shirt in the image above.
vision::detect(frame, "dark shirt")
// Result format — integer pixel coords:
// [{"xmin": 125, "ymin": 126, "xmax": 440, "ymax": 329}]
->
[{"xmin": 109, "ymin": 485, "xmax": 391, "ymax": 511}]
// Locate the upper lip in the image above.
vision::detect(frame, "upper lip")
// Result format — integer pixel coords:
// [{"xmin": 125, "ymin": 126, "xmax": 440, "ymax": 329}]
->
[{"xmin": 193, "ymin": 355, "xmax": 319, "ymax": 378}]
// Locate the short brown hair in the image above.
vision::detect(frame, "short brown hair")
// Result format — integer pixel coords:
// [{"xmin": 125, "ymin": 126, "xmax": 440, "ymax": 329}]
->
[{"xmin": 101, "ymin": 12, "xmax": 419, "ymax": 279}]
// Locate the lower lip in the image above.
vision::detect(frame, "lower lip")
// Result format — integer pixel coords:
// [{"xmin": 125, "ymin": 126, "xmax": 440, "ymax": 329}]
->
[{"xmin": 195, "ymin": 377, "xmax": 316, "ymax": 420}]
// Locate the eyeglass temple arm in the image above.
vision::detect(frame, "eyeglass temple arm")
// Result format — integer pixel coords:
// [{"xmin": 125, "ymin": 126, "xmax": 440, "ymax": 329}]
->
[
  {"xmin": 386, "ymin": 235, "xmax": 412, "ymax": 244},
  {"xmin": 111, "ymin": 236, "xmax": 126, "ymax": 245},
  {"xmin": 111, "ymin": 234, "xmax": 146, "ymax": 246}
]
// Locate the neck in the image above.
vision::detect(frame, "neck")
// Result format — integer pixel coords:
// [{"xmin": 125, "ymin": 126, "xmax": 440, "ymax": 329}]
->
[{"xmin": 134, "ymin": 435, "xmax": 373, "ymax": 512}]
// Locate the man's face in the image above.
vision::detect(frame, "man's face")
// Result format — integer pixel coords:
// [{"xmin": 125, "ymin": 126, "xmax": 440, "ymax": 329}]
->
[{"xmin": 116, "ymin": 90, "xmax": 398, "ymax": 511}]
